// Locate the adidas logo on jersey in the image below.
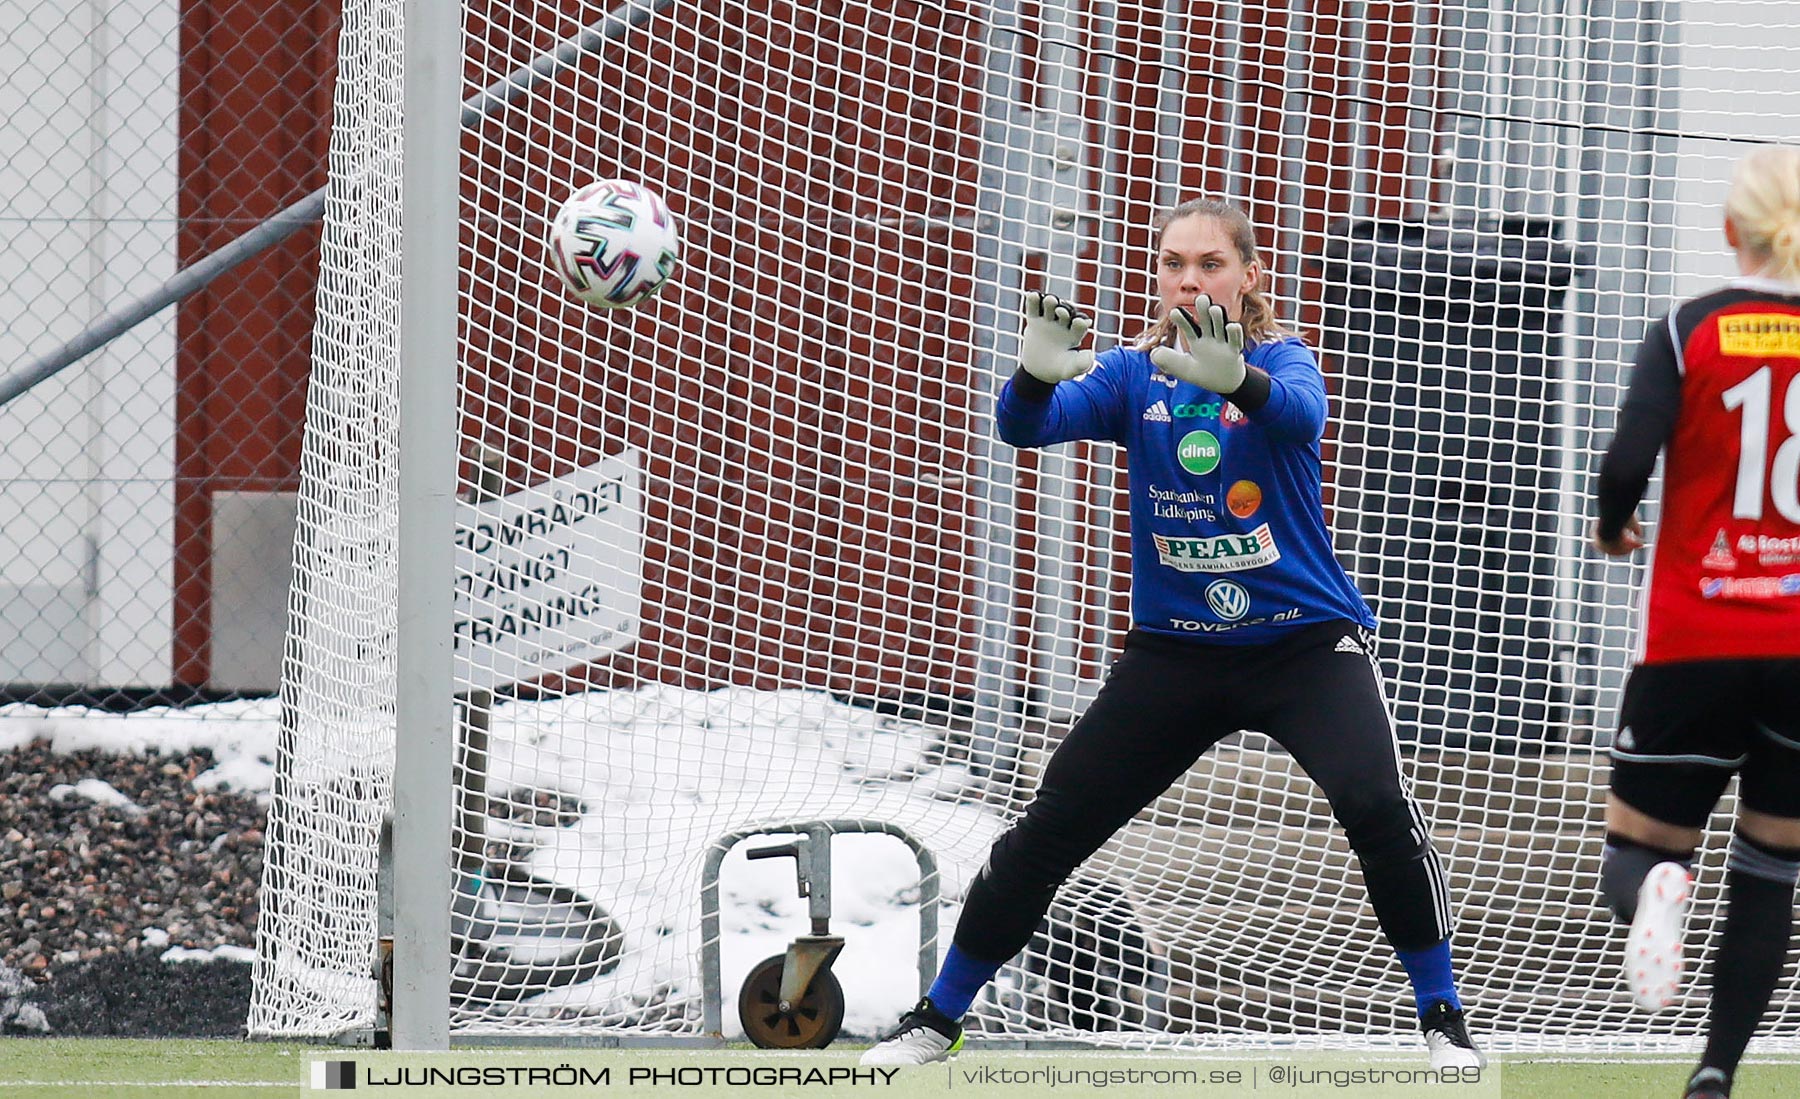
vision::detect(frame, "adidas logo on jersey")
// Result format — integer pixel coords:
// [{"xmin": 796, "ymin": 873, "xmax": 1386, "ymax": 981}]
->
[
  {"xmin": 1334, "ymin": 635, "xmax": 1363, "ymax": 655},
  {"xmin": 1142, "ymin": 401, "xmax": 1172, "ymax": 422}
]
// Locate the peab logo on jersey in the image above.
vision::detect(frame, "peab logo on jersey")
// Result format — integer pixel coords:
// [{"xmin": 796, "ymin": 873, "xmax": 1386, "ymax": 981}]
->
[
  {"xmin": 1205, "ymin": 579, "xmax": 1251, "ymax": 621},
  {"xmin": 1153, "ymin": 524, "xmax": 1281, "ymax": 572}
]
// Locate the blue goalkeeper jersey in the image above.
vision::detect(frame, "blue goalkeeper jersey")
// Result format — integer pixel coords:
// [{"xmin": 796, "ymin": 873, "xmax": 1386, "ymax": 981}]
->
[{"xmin": 996, "ymin": 337, "xmax": 1376, "ymax": 644}]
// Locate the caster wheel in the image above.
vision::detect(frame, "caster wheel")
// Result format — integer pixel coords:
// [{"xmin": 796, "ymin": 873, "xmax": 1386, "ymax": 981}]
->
[{"xmin": 737, "ymin": 953, "xmax": 845, "ymax": 1049}]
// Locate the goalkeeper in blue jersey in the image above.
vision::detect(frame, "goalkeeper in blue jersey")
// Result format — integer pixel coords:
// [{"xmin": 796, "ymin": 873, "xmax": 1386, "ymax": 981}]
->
[{"xmin": 862, "ymin": 197, "xmax": 1481, "ymax": 1068}]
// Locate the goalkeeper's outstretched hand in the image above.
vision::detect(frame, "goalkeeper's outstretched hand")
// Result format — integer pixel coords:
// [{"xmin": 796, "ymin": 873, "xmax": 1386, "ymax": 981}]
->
[
  {"xmin": 1019, "ymin": 290, "xmax": 1095, "ymax": 383},
  {"xmin": 1149, "ymin": 294, "xmax": 1247, "ymax": 394}
]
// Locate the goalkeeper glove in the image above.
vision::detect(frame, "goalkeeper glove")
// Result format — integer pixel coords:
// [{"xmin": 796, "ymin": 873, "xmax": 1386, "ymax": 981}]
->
[
  {"xmin": 1018, "ymin": 290, "xmax": 1095, "ymax": 383},
  {"xmin": 1149, "ymin": 294, "xmax": 1247, "ymax": 394}
]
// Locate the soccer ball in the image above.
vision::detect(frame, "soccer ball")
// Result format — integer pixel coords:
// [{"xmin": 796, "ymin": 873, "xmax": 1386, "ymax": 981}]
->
[{"xmin": 546, "ymin": 180, "xmax": 681, "ymax": 309}]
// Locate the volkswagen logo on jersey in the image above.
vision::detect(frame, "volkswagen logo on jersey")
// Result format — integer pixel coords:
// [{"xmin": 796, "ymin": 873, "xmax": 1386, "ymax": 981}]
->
[{"xmin": 1205, "ymin": 579, "xmax": 1251, "ymax": 621}]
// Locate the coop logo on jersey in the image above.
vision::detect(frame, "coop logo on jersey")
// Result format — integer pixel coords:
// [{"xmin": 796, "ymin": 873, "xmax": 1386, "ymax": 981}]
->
[
  {"xmin": 1719, "ymin": 313, "xmax": 1800, "ymax": 357},
  {"xmin": 1172, "ymin": 400, "xmax": 1223, "ymax": 419},
  {"xmin": 1702, "ymin": 530, "xmax": 1738, "ymax": 571},
  {"xmin": 1153, "ymin": 523, "xmax": 1280, "ymax": 572},
  {"xmin": 1205, "ymin": 579, "xmax": 1251, "ymax": 620},
  {"xmin": 1177, "ymin": 430, "xmax": 1222, "ymax": 475}
]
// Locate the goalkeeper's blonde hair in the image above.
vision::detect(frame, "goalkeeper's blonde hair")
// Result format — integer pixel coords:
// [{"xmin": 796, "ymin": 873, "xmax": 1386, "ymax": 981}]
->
[
  {"xmin": 1135, "ymin": 198, "xmax": 1295, "ymax": 352},
  {"xmin": 1727, "ymin": 146, "xmax": 1800, "ymax": 284}
]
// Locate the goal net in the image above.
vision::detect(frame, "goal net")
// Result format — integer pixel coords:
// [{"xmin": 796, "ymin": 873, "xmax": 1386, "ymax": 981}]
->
[{"xmin": 250, "ymin": 0, "xmax": 1800, "ymax": 1050}]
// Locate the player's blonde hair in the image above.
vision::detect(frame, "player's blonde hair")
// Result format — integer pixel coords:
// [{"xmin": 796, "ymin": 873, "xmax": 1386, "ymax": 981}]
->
[
  {"xmin": 1726, "ymin": 145, "xmax": 1800, "ymax": 283},
  {"xmin": 1135, "ymin": 198, "xmax": 1295, "ymax": 351}
]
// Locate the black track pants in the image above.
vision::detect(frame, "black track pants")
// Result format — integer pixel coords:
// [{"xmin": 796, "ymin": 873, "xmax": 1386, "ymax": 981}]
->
[{"xmin": 953, "ymin": 620, "xmax": 1453, "ymax": 962}]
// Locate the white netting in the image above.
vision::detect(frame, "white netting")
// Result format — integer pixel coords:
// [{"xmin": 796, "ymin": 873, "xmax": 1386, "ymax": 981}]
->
[
  {"xmin": 253, "ymin": 0, "xmax": 1800, "ymax": 1050},
  {"xmin": 246, "ymin": 0, "xmax": 403, "ymax": 1038}
]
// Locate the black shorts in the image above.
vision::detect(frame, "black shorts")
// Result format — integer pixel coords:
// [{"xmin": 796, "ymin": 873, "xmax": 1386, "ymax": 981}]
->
[{"xmin": 1609, "ymin": 658, "xmax": 1800, "ymax": 827}]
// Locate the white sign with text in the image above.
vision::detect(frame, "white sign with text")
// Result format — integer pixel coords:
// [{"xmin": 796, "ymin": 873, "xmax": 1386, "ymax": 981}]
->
[{"xmin": 452, "ymin": 450, "xmax": 642, "ymax": 691}]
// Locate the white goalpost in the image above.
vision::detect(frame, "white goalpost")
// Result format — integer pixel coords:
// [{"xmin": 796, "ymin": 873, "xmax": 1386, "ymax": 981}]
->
[{"xmin": 250, "ymin": 0, "xmax": 1800, "ymax": 1053}]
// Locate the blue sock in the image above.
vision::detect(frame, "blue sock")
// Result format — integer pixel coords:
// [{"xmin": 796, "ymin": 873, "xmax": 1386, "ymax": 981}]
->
[
  {"xmin": 1395, "ymin": 939, "xmax": 1462, "ymax": 1018},
  {"xmin": 925, "ymin": 944, "xmax": 1004, "ymax": 1020}
]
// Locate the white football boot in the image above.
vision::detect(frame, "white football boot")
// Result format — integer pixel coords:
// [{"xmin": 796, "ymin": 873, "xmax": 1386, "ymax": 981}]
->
[
  {"xmin": 1420, "ymin": 1002, "xmax": 1486, "ymax": 1070},
  {"xmin": 860, "ymin": 998, "xmax": 965, "ymax": 1066},
  {"xmin": 1626, "ymin": 861, "xmax": 1693, "ymax": 1011}
]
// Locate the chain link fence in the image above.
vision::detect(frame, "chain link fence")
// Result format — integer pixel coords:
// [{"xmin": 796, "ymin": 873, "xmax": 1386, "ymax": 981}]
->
[{"xmin": 2, "ymin": 0, "xmax": 333, "ymax": 705}]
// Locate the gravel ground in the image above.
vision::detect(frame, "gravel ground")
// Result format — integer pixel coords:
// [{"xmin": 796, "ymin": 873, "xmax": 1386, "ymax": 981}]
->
[{"xmin": 0, "ymin": 740, "xmax": 263, "ymax": 1036}]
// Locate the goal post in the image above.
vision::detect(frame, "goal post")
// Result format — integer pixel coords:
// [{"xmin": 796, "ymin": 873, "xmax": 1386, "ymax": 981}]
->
[
  {"xmin": 390, "ymin": 0, "xmax": 464, "ymax": 1052},
  {"xmin": 252, "ymin": 0, "xmax": 1800, "ymax": 1051}
]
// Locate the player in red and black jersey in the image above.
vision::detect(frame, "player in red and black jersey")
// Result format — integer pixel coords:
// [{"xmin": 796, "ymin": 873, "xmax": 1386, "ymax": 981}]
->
[{"xmin": 1594, "ymin": 146, "xmax": 1800, "ymax": 1099}]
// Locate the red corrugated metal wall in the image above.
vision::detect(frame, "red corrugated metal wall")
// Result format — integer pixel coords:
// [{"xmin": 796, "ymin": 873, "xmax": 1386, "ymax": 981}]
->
[
  {"xmin": 173, "ymin": 0, "xmax": 335, "ymax": 687},
  {"xmin": 459, "ymin": 1, "xmax": 988, "ymax": 702}
]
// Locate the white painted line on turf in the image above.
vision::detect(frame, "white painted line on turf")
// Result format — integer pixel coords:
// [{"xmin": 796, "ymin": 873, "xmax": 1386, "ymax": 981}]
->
[{"xmin": 0, "ymin": 1082, "xmax": 290, "ymax": 1088}]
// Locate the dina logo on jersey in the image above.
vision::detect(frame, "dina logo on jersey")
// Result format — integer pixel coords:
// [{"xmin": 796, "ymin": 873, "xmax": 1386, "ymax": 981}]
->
[
  {"xmin": 1205, "ymin": 579, "xmax": 1250, "ymax": 621},
  {"xmin": 1176, "ymin": 430, "xmax": 1221, "ymax": 475}
]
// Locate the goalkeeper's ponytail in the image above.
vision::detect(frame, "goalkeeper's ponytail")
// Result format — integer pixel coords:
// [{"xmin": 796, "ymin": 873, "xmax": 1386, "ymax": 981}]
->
[{"xmin": 1135, "ymin": 198, "xmax": 1297, "ymax": 353}]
